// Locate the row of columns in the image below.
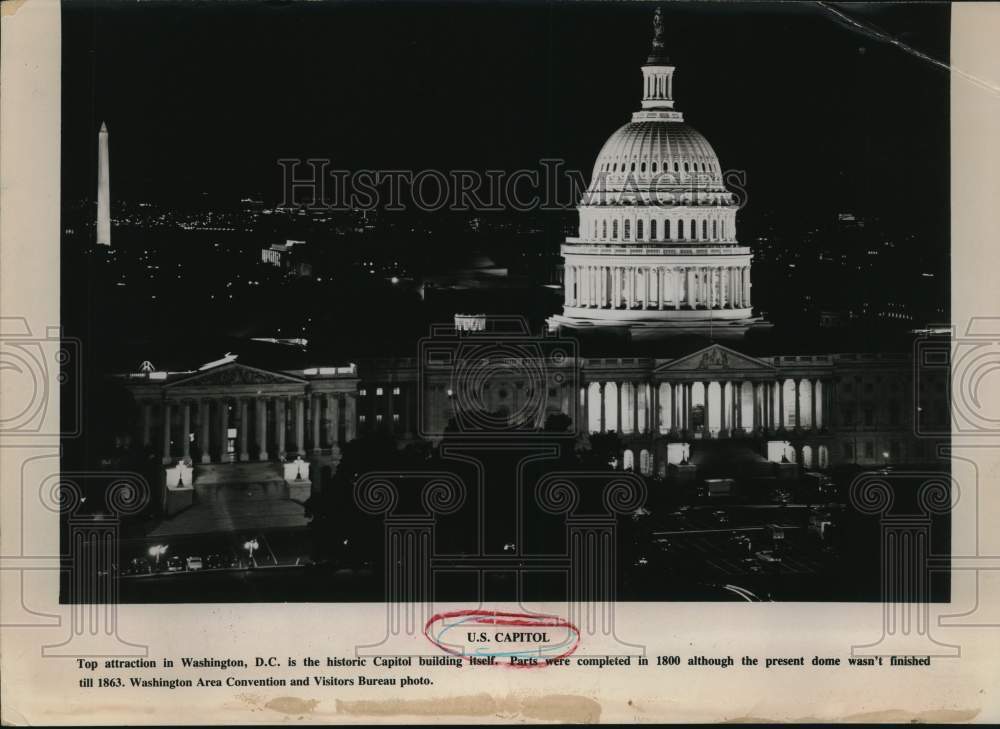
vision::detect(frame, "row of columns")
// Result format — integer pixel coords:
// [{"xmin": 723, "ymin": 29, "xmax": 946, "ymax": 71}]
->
[
  {"xmin": 565, "ymin": 263, "xmax": 750, "ymax": 310},
  {"xmin": 145, "ymin": 393, "xmax": 357, "ymax": 465},
  {"xmin": 583, "ymin": 377, "xmax": 831, "ymax": 436},
  {"xmin": 588, "ymin": 214, "xmax": 731, "ymax": 242}
]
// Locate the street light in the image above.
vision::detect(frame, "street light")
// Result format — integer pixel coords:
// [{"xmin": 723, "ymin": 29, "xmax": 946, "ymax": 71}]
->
[
  {"xmin": 148, "ymin": 544, "xmax": 168, "ymax": 567},
  {"xmin": 243, "ymin": 539, "xmax": 259, "ymax": 567}
]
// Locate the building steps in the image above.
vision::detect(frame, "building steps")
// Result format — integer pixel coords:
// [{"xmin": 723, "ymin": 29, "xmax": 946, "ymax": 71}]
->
[
  {"xmin": 146, "ymin": 461, "xmax": 308, "ymax": 537},
  {"xmin": 194, "ymin": 461, "xmax": 284, "ymax": 486}
]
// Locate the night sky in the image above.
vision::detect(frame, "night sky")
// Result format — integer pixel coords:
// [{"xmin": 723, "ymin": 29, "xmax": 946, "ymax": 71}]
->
[{"xmin": 62, "ymin": 1, "xmax": 950, "ymax": 232}]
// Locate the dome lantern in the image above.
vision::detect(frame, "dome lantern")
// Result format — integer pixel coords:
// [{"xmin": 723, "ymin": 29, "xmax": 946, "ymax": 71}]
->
[{"xmin": 641, "ymin": 7, "xmax": 677, "ymax": 114}]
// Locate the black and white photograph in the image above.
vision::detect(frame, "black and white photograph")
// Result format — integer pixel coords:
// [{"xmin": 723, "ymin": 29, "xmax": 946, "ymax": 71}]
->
[{"xmin": 57, "ymin": 0, "xmax": 953, "ymax": 609}]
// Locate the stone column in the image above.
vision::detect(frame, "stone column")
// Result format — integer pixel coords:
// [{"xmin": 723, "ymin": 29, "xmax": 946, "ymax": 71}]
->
[
  {"xmin": 687, "ymin": 268, "xmax": 696, "ymax": 309},
  {"xmin": 752, "ymin": 383, "xmax": 760, "ymax": 432},
  {"xmin": 564, "ymin": 266, "xmax": 572, "ymax": 306},
  {"xmin": 778, "ymin": 380, "xmax": 785, "ymax": 430},
  {"xmin": 276, "ymin": 398, "xmax": 287, "ymax": 459},
  {"xmin": 219, "ymin": 399, "xmax": 232, "ymax": 462},
  {"xmin": 345, "ymin": 394, "xmax": 357, "ymax": 441},
  {"xmin": 295, "ymin": 396, "xmax": 306, "ymax": 457},
  {"xmin": 257, "ymin": 397, "xmax": 268, "ymax": 461},
  {"xmin": 236, "ymin": 399, "xmax": 248, "ymax": 461},
  {"xmin": 686, "ymin": 382, "xmax": 694, "ymax": 431},
  {"xmin": 743, "ymin": 266, "xmax": 751, "ymax": 307},
  {"xmin": 327, "ymin": 393, "xmax": 340, "ymax": 448},
  {"xmin": 199, "ymin": 399, "xmax": 211, "ymax": 463},
  {"xmin": 312, "ymin": 394, "xmax": 322, "ymax": 453},
  {"xmin": 632, "ymin": 381, "xmax": 639, "ymax": 434},
  {"xmin": 726, "ymin": 384, "xmax": 733, "ymax": 434},
  {"xmin": 181, "ymin": 401, "xmax": 191, "ymax": 459},
  {"xmin": 824, "ymin": 379, "xmax": 834, "ymax": 429},
  {"xmin": 615, "ymin": 382, "xmax": 622, "ymax": 432},
  {"xmin": 794, "ymin": 379, "xmax": 802, "ymax": 430},
  {"xmin": 161, "ymin": 402, "xmax": 172, "ymax": 465},
  {"xmin": 732, "ymin": 382, "xmax": 739, "ymax": 433},
  {"xmin": 599, "ymin": 383, "xmax": 606, "ymax": 433},
  {"xmin": 142, "ymin": 403, "xmax": 152, "ymax": 448},
  {"xmin": 701, "ymin": 381, "xmax": 710, "ymax": 435},
  {"xmin": 651, "ymin": 381, "xmax": 659, "ymax": 434},
  {"xmin": 810, "ymin": 379, "xmax": 818, "ymax": 430}
]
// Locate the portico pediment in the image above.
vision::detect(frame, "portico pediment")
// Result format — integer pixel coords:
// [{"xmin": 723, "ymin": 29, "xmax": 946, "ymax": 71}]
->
[
  {"xmin": 655, "ymin": 344, "xmax": 774, "ymax": 373},
  {"xmin": 165, "ymin": 363, "xmax": 306, "ymax": 389}
]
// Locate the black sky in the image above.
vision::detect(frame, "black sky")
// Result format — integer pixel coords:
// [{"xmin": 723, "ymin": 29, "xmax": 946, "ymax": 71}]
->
[{"xmin": 62, "ymin": 1, "xmax": 950, "ymax": 230}]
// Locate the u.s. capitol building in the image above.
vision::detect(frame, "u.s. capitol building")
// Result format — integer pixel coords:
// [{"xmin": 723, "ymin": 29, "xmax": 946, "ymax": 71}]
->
[{"xmin": 111, "ymin": 12, "xmax": 947, "ymax": 535}]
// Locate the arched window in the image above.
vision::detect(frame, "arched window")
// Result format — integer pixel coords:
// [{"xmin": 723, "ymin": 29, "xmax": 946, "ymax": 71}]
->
[
  {"xmin": 652, "ymin": 162, "xmax": 658, "ymax": 173},
  {"xmin": 602, "ymin": 220, "xmax": 607, "ymax": 239},
  {"xmin": 630, "ymin": 162, "xmax": 635, "ymax": 172},
  {"xmin": 673, "ymin": 162, "xmax": 679, "ymax": 172},
  {"xmin": 623, "ymin": 220, "xmax": 631, "ymax": 240},
  {"xmin": 612, "ymin": 220, "xmax": 619, "ymax": 239},
  {"xmin": 712, "ymin": 220, "xmax": 718, "ymax": 239},
  {"xmin": 665, "ymin": 219, "xmax": 672, "ymax": 240},
  {"xmin": 702, "ymin": 220, "xmax": 708, "ymax": 239},
  {"xmin": 640, "ymin": 162, "xmax": 646, "ymax": 173},
  {"xmin": 684, "ymin": 162, "xmax": 689, "ymax": 172},
  {"xmin": 650, "ymin": 219, "xmax": 657, "ymax": 240},
  {"xmin": 612, "ymin": 163, "xmax": 617, "ymax": 172},
  {"xmin": 637, "ymin": 219, "xmax": 644, "ymax": 239}
]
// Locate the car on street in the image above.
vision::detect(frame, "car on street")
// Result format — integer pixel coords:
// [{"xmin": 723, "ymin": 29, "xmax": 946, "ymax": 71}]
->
[
  {"xmin": 165, "ymin": 555, "xmax": 184, "ymax": 572},
  {"xmin": 730, "ymin": 534, "xmax": 751, "ymax": 551},
  {"xmin": 126, "ymin": 558, "xmax": 152, "ymax": 576},
  {"xmin": 186, "ymin": 556, "xmax": 203, "ymax": 571},
  {"xmin": 755, "ymin": 550, "xmax": 782, "ymax": 563},
  {"xmin": 740, "ymin": 557, "xmax": 763, "ymax": 573}
]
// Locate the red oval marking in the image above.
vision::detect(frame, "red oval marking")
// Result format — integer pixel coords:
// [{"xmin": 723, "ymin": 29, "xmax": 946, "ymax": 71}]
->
[{"xmin": 423, "ymin": 609, "xmax": 581, "ymax": 667}]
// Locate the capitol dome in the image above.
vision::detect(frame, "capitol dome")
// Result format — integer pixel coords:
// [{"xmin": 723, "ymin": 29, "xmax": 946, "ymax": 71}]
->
[
  {"xmin": 549, "ymin": 7, "xmax": 770, "ymax": 339},
  {"xmin": 589, "ymin": 121, "xmax": 727, "ymax": 195}
]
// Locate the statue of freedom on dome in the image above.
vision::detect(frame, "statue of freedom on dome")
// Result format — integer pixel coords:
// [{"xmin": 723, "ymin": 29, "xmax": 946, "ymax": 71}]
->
[{"xmin": 652, "ymin": 7, "xmax": 665, "ymax": 48}]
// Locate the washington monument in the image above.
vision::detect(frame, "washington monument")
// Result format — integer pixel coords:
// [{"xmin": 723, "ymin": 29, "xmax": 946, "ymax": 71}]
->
[{"xmin": 97, "ymin": 122, "xmax": 111, "ymax": 247}]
